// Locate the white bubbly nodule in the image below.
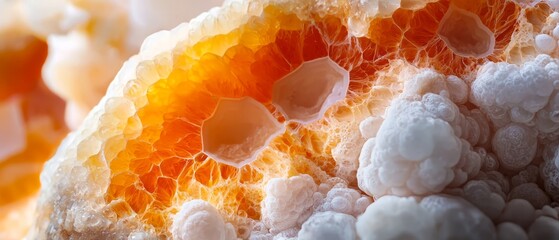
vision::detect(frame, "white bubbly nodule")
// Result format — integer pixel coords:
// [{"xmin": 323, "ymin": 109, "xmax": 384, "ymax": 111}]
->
[
  {"xmin": 535, "ymin": 34, "xmax": 557, "ymax": 54},
  {"xmin": 26, "ymin": 0, "xmax": 559, "ymax": 239},
  {"xmin": 358, "ymin": 69, "xmax": 483, "ymax": 198},
  {"xmin": 261, "ymin": 174, "xmax": 318, "ymax": 234},
  {"xmin": 356, "ymin": 195, "xmax": 495, "ymax": 240},
  {"xmin": 171, "ymin": 200, "xmax": 236, "ymax": 240}
]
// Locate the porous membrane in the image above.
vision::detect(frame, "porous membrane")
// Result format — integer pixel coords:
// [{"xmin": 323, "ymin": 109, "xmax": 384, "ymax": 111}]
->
[{"xmin": 13, "ymin": 0, "xmax": 559, "ymax": 239}]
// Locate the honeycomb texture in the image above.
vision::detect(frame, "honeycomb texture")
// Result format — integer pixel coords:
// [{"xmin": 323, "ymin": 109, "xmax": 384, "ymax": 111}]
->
[{"xmin": 27, "ymin": 0, "xmax": 549, "ymax": 239}]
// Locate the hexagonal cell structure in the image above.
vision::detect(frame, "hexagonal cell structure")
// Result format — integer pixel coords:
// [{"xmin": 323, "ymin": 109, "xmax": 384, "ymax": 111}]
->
[
  {"xmin": 202, "ymin": 97, "xmax": 284, "ymax": 168},
  {"xmin": 437, "ymin": 5, "xmax": 495, "ymax": 58},
  {"xmin": 272, "ymin": 57, "xmax": 350, "ymax": 124}
]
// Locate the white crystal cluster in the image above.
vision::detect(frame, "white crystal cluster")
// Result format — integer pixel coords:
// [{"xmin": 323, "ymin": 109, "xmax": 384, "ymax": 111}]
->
[
  {"xmin": 250, "ymin": 55, "xmax": 559, "ymax": 239},
  {"xmin": 24, "ymin": 1, "xmax": 559, "ymax": 240}
]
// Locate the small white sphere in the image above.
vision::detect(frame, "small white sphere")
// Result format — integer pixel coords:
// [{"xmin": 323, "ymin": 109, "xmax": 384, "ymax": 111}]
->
[{"xmin": 535, "ymin": 34, "xmax": 557, "ymax": 54}]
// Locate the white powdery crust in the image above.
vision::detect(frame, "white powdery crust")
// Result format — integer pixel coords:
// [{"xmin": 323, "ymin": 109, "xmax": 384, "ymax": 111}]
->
[
  {"xmin": 260, "ymin": 174, "xmax": 319, "ymax": 234},
  {"xmin": 357, "ymin": 69, "xmax": 483, "ymax": 198},
  {"xmin": 355, "ymin": 194, "xmax": 495, "ymax": 240},
  {"xmin": 171, "ymin": 200, "xmax": 236, "ymax": 240}
]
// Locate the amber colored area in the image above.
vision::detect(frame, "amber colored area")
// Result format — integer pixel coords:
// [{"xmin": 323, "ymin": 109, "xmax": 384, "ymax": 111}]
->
[
  {"xmin": 0, "ymin": 36, "xmax": 65, "ymax": 207},
  {"xmin": 0, "ymin": 33, "xmax": 66, "ymax": 240},
  {"xmin": 0, "ymin": 132, "xmax": 55, "ymax": 205},
  {"xmin": 0, "ymin": 36, "xmax": 48, "ymax": 101},
  {"xmin": 0, "ymin": 37, "xmax": 66, "ymax": 206},
  {"xmin": 103, "ymin": 0, "xmax": 521, "ymax": 234},
  {"xmin": 0, "ymin": 90, "xmax": 66, "ymax": 206}
]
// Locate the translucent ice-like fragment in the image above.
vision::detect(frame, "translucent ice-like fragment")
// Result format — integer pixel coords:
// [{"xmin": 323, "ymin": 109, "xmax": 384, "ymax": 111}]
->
[
  {"xmin": 438, "ymin": 5, "xmax": 495, "ymax": 58},
  {"xmin": 202, "ymin": 97, "xmax": 284, "ymax": 168},
  {"xmin": 272, "ymin": 57, "xmax": 349, "ymax": 124}
]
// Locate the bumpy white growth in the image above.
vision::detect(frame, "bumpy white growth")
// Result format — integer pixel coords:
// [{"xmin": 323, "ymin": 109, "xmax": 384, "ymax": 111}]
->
[
  {"xmin": 471, "ymin": 55, "xmax": 559, "ymax": 130},
  {"xmin": 535, "ymin": 34, "xmax": 557, "ymax": 54},
  {"xmin": 421, "ymin": 195, "xmax": 496, "ymax": 240},
  {"xmin": 463, "ymin": 180, "xmax": 505, "ymax": 220},
  {"xmin": 356, "ymin": 195, "xmax": 436, "ymax": 240},
  {"xmin": 171, "ymin": 200, "xmax": 236, "ymax": 240},
  {"xmin": 358, "ymin": 73, "xmax": 482, "ymax": 197},
  {"xmin": 0, "ymin": 98, "xmax": 26, "ymax": 161},
  {"xmin": 317, "ymin": 186, "xmax": 371, "ymax": 217},
  {"xmin": 358, "ymin": 95, "xmax": 461, "ymax": 197},
  {"xmin": 508, "ymin": 183, "xmax": 551, "ymax": 209},
  {"xmin": 356, "ymin": 195, "xmax": 495, "ymax": 240},
  {"xmin": 492, "ymin": 123, "xmax": 537, "ymax": 171},
  {"xmin": 298, "ymin": 211, "xmax": 356, "ymax": 240},
  {"xmin": 359, "ymin": 116, "xmax": 383, "ymax": 139},
  {"xmin": 261, "ymin": 174, "xmax": 319, "ymax": 234}
]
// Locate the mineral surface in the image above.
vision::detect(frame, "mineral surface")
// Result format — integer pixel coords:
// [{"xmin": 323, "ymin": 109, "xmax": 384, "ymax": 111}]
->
[{"xmin": 5, "ymin": 0, "xmax": 559, "ymax": 239}]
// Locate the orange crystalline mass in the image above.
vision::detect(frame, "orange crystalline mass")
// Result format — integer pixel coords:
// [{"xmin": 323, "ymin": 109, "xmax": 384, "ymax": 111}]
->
[
  {"xmin": 100, "ymin": 0, "xmax": 519, "ymax": 233},
  {"xmin": 29, "ymin": 0, "xmax": 539, "ymax": 239}
]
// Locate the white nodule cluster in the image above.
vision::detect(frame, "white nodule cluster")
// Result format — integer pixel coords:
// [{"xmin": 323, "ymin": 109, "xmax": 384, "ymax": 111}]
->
[
  {"xmin": 471, "ymin": 55, "xmax": 559, "ymax": 132},
  {"xmin": 534, "ymin": 12, "xmax": 559, "ymax": 55},
  {"xmin": 350, "ymin": 55, "xmax": 559, "ymax": 238},
  {"xmin": 357, "ymin": 69, "xmax": 483, "ymax": 198},
  {"xmin": 355, "ymin": 194, "xmax": 495, "ymax": 240},
  {"xmin": 492, "ymin": 123, "xmax": 537, "ymax": 171},
  {"xmin": 171, "ymin": 200, "xmax": 236, "ymax": 240},
  {"xmin": 317, "ymin": 186, "xmax": 372, "ymax": 218},
  {"xmin": 260, "ymin": 174, "xmax": 319, "ymax": 234},
  {"xmin": 535, "ymin": 34, "xmax": 557, "ymax": 54},
  {"xmin": 297, "ymin": 211, "xmax": 356, "ymax": 240}
]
